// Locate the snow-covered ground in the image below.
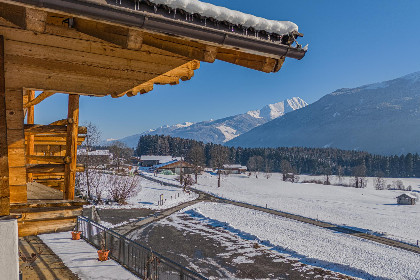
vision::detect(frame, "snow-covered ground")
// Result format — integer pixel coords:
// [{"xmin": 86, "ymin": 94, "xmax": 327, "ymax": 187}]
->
[
  {"xmin": 145, "ymin": 172, "xmax": 420, "ymax": 245},
  {"xmin": 127, "ymin": 178, "xmax": 198, "ymax": 209},
  {"xmin": 79, "ymin": 172, "xmax": 198, "ymax": 210},
  {"xmin": 177, "ymin": 202, "xmax": 420, "ymax": 280},
  {"xmin": 39, "ymin": 232, "xmax": 138, "ymax": 280}
]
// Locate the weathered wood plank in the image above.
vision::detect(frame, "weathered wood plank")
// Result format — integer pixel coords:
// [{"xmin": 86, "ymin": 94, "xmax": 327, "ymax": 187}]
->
[
  {"xmin": 0, "ymin": 35, "xmax": 9, "ymax": 215},
  {"xmin": 16, "ymin": 207, "xmax": 82, "ymax": 222},
  {"xmin": 0, "ymin": 24, "xmax": 188, "ymax": 68},
  {"xmin": 27, "ymin": 164, "xmax": 65, "ymax": 174},
  {"xmin": 17, "ymin": 217, "xmax": 77, "ymax": 237},
  {"xmin": 64, "ymin": 95, "xmax": 78, "ymax": 200},
  {"xmin": 26, "ymin": 155, "xmax": 68, "ymax": 164}
]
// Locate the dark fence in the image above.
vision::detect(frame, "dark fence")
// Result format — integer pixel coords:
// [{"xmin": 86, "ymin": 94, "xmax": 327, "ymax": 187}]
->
[{"xmin": 77, "ymin": 216, "xmax": 207, "ymax": 280}]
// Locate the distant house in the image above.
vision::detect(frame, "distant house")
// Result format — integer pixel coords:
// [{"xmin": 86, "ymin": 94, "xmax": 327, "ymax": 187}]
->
[
  {"xmin": 77, "ymin": 149, "xmax": 112, "ymax": 164},
  {"xmin": 155, "ymin": 160, "xmax": 194, "ymax": 175},
  {"xmin": 138, "ymin": 155, "xmax": 182, "ymax": 167},
  {"xmin": 397, "ymin": 193, "xmax": 417, "ymax": 205},
  {"xmin": 223, "ymin": 164, "xmax": 247, "ymax": 174}
]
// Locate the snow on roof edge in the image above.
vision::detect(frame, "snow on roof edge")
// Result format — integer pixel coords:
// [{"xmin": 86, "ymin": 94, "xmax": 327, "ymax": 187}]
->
[{"xmin": 147, "ymin": 0, "xmax": 298, "ymax": 35}]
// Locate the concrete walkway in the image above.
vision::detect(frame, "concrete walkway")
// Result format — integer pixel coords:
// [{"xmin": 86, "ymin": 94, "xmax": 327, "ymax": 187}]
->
[{"xmin": 132, "ymin": 174, "xmax": 420, "ymax": 255}]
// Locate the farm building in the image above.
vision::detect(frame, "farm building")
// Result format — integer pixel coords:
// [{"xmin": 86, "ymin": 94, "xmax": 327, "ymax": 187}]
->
[
  {"xmin": 0, "ymin": 0, "xmax": 306, "ymax": 239},
  {"xmin": 223, "ymin": 164, "xmax": 248, "ymax": 174},
  {"xmin": 397, "ymin": 193, "xmax": 417, "ymax": 205},
  {"xmin": 155, "ymin": 160, "xmax": 194, "ymax": 175},
  {"xmin": 138, "ymin": 155, "xmax": 182, "ymax": 167}
]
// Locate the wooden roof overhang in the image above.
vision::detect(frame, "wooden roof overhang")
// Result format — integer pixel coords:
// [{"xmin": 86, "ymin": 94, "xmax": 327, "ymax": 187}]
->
[{"xmin": 0, "ymin": 0, "xmax": 306, "ymax": 98}]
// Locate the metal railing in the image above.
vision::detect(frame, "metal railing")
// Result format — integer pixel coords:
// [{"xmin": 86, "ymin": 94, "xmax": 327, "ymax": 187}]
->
[{"xmin": 77, "ymin": 216, "xmax": 207, "ymax": 280}]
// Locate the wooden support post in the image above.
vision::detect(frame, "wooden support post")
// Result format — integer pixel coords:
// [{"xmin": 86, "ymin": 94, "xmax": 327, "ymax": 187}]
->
[
  {"xmin": 64, "ymin": 94, "xmax": 79, "ymax": 200},
  {"xmin": 0, "ymin": 35, "xmax": 10, "ymax": 215},
  {"xmin": 26, "ymin": 90, "xmax": 34, "ymax": 183},
  {"xmin": 5, "ymin": 86, "xmax": 27, "ymax": 203}
]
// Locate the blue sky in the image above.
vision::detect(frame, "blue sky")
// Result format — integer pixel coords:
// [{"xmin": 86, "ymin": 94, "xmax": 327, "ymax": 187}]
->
[{"xmin": 35, "ymin": 0, "xmax": 420, "ymax": 140}]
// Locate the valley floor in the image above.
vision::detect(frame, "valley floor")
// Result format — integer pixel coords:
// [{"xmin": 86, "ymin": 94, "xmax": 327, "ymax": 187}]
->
[
  {"xmin": 76, "ymin": 172, "xmax": 420, "ymax": 279},
  {"xmin": 154, "ymin": 173, "xmax": 420, "ymax": 246}
]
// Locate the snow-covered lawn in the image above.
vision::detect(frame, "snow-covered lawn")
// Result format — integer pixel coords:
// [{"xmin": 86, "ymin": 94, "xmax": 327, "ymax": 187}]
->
[
  {"xmin": 127, "ymin": 178, "xmax": 199, "ymax": 210},
  {"xmin": 79, "ymin": 173, "xmax": 198, "ymax": 210},
  {"xmin": 39, "ymin": 231, "xmax": 138, "ymax": 280},
  {"xmin": 146, "ymin": 172, "xmax": 420, "ymax": 245},
  {"xmin": 181, "ymin": 202, "xmax": 420, "ymax": 280}
]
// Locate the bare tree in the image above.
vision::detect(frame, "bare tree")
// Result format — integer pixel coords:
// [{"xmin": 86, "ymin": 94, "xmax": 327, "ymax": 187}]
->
[
  {"xmin": 78, "ymin": 122, "xmax": 102, "ymax": 200},
  {"xmin": 187, "ymin": 144, "xmax": 205, "ymax": 183},
  {"xmin": 280, "ymin": 160, "xmax": 295, "ymax": 182},
  {"xmin": 211, "ymin": 146, "xmax": 229, "ymax": 188},
  {"xmin": 392, "ymin": 180, "xmax": 405, "ymax": 190},
  {"xmin": 183, "ymin": 174, "xmax": 195, "ymax": 192},
  {"xmin": 352, "ymin": 164, "xmax": 367, "ymax": 188},
  {"xmin": 264, "ymin": 158, "xmax": 273, "ymax": 179},
  {"xmin": 107, "ymin": 175, "xmax": 140, "ymax": 204},
  {"xmin": 374, "ymin": 171, "xmax": 386, "ymax": 190},
  {"xmin": 109, "ymin": 141, "xmax": 133, "ymax": 173},
  {"xmin": 323, "ymin": 166, "xmax": 332, "ymax": 185},
  {"xmin": 337, "ymin": 165, "xmax": 344, "ymax": 184},
  {"xmin": 247, "ymin": 156, "xmax": 264, "ymax": 178}
]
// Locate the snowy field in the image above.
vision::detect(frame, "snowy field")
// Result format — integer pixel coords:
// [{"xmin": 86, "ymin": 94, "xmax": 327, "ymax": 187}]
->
[
  {"xmin": 178, "ymin": 202, "xmax": 420, "ymax": 280},
  {"xmin": 128, "ymin": 178, "xmax": 198, "ymax": 209},
  {"xmin": 79, "ymin": 173, "xmax": 198, "ymax": 210},
  {"xmin": 39, "ymin": 232, "xmax": 138, "ymax": 280},
  {"xmin": 146, "ymin": 172, "xmax": 420, "ymax": 245}
]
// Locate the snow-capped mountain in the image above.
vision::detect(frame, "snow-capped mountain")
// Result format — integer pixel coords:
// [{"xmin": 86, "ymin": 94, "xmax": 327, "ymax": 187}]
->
[
  {"xmin": 115, "ymin": 98, "xmax": 307, "ymax": 148},
  {"xmin": 227, "ymin": 71, "xmax": 420, "ymax": 155}
]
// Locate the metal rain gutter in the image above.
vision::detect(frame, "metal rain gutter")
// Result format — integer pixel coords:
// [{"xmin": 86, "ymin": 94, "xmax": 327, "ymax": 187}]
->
[{"xmin": 8, "ymin": 0, "xmax": 306, "ymax": 60}]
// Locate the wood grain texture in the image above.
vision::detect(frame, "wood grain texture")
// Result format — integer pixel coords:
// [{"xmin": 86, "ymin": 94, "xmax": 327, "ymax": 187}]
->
[
  {"xmin": 5, "ymin": 86, "xmax": 26, "ymax": 203},
  {"xmin": 0, "ymin": 35, "xmax": 9, "ymax": 215},
  {"xmin": 64, "ymin": 95, "xmax": 79, "ymax": 200},
  {"xmin": 26, "ymin": 90, "xmax": 34, "ymax": 182}
]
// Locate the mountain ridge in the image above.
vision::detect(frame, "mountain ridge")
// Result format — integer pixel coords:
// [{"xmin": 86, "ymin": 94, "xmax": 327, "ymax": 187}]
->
[
  {"xmin": 111, "ymin": 97, "xmax": 308, "ymax": 148},
  {"xmin": 227, "ymin": 71, "xmax": 420, "ymax": 155}
]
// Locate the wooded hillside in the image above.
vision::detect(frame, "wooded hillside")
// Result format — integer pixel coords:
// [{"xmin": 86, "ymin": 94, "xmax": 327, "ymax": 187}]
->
[{"xmin": 136, "ymin": 135, "xmax": 420, "ymax": 178}]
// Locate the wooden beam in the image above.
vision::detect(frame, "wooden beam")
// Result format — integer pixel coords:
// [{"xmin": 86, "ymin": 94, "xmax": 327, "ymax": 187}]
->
[
  {"xmin": 23, "ymin": 91, "xmax": 55, "ymax": 108},
  {"xmin": 29, "ymin": 164, "xmax": 83, "ymax": 175},
  {"xmin": 74, "ymin": 19, "xmax": 143, "ymax": 50},
  {"xmin": 64, "ymin": 94, "xmax": 79, "ymax": 200},
  {"xmin": 26, "ymin": 164, "xmax": 64, "ymax": 174},
  {"xmin": 142, "ymin": 33, "xmax": 218, "ymax": 63},
  {"xmin": 121, "ymin": 60, "xmax": 200, "ymax": 97},
  {"xmin": 24, "ymin": 8, "xmax": 47, "ymax": 33},
  {"xmin": 0, "ymin": 24, "xmax": 192, "ymax": 97},
  {"xmin": 26, "ymin": 155, "xmax": 69, "ymax": 164},
  {"xmin": 0, "ymin": 35, "xmax": 9, "ymax": 215},
  {"xmin": 49, "ymin": 119, "xmax": 69, "ymax": 126},
  {"xmin": 24, "ymin": 124, "xmax": 87, "ymax": 134},
  {"xmin": 0, "ymin": 3, "xmax": 47, "ymax": 33},
  {"xmin": 26, "ymin": 90, "xmax": 34, "ymax": 183}
]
